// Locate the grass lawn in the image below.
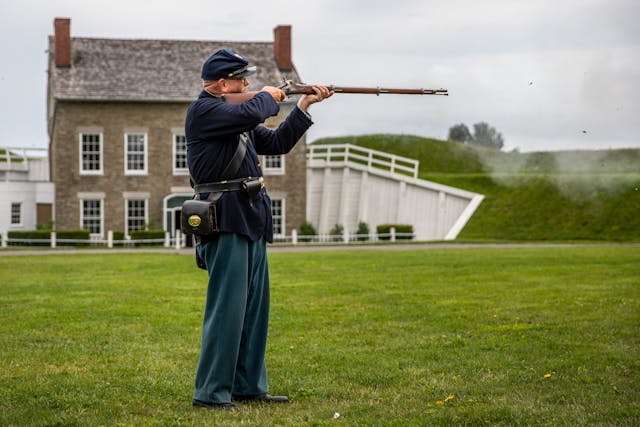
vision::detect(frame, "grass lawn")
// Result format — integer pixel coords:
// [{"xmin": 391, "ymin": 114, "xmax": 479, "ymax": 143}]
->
[{"xmin": 0, "ymin": 246, "xmax": 638, "ymax": 426}]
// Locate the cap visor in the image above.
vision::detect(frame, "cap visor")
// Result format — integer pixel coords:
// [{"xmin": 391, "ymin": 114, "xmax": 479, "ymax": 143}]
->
[{"xmin": 235, "ymin": 65, "xmax": 257, "ymax": 78}]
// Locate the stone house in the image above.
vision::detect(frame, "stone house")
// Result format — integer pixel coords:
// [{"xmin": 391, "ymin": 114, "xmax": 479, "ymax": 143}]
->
[{"xmin": 47, "ymin": 18, "xmax": 306, "ymax": 239}]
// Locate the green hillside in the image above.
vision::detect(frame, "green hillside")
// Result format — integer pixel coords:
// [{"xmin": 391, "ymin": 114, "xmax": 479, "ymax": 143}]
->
[{"xmin": 312, "ymin": 135, "xmax": 640, "ymax": 241}]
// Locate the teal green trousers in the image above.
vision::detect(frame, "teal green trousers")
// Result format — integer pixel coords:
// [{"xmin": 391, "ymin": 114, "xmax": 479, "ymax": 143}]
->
[{"xmin": 193, "ymin": 233, "xmax": 270, "ymax": 404}]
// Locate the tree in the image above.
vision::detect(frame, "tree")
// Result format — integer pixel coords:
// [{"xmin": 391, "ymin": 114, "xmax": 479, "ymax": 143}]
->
[
  {"xmin": 448, "ymin": 121, "xmax": 505, "ymax": 150},
  {"xmin": 448, "ymin": 123, "xmax": 472, "ymax": 143},
  {"xmin": 472, "ymin": 122, "xmax": 504, "ymax": 150}
]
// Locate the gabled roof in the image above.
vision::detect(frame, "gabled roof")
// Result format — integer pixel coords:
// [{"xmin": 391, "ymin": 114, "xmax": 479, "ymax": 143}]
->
[{"xmin": 47, "ymin": 37, "xmax": 298, "ymax": 102}]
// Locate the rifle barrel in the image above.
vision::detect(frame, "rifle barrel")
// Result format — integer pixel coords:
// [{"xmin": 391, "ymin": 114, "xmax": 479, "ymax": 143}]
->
[
  {"xmin": 286, "ymin": 85, "xmax": 448, "ymax": 96},
  {"xmin": 332, "ymin": 86, "xmax": 448, "ymax": 96}
]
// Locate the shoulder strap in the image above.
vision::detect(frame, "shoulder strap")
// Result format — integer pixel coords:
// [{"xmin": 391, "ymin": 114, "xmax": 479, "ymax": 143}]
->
[
  {"xmin": 220, "ymin": 133, "xmax": 248, "ymax": 181},
  {"xmin": 189, "ymin": 133, "xmax": 249, "ymax": 188}
]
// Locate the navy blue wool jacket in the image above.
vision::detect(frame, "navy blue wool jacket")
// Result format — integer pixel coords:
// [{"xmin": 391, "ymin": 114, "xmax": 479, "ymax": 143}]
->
[{"xmin": 185, "ymin": 90, "xmax": 313, "ymax": 242}]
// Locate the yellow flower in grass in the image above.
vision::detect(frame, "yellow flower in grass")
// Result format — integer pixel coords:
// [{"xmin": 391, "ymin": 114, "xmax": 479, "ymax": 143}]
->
[
  {"xmin": 544, "ymin": 373, "xmax": 552, "ymax": 379},
  {"xmin": 436, "ymin": 395, "xmax": 455, "ymax": 406}
]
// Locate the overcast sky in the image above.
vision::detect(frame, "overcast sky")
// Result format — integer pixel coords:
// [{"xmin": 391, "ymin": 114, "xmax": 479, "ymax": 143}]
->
[{"xmin": 2, "ymin": 0, "xmax": 639, "ymax": 152}]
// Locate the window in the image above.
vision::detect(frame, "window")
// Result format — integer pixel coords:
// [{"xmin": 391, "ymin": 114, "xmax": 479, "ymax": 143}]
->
[
  {"xmin": 263, "ymin": 155, "xmax": 285, "ymax": 175},
  {"xmin": 125, "ymin": 133, "xmax": 148, "ymax": 174},
  {"xmin": 80, "ymin": 133, "xmax": 103, "ymax": 174},
  {"xmin": 11, "ymin": 203, "xmax": 21, "ymax": 225},
  {"xmin": 126, "ymin": 199, "xmax": 147, "ymax": 236},
  {"xmin": 81, "ymin": 199, "xmax": 102, "ymax": 236},
  {"xmin": 270, "ymin": 198, "xmax": 285, "ymax": 237},
  {"xmin": 173, "ymin": 133, "xmax": 188, "ymax": 174}
]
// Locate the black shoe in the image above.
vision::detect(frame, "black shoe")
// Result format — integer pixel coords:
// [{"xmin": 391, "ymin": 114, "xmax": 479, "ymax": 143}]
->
[
  {"xmin": 233, "ymin": 394, "xmax": 289, "ymax": 403},
  {"xmin": 192, "ymin": 399, "xmax": 237, "ymax": 410}
]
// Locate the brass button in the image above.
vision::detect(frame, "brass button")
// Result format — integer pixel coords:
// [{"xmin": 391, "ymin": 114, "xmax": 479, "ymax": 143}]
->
[{"xmin": 188, "ymin": 215, "xmax": 202, "ymax": 227}]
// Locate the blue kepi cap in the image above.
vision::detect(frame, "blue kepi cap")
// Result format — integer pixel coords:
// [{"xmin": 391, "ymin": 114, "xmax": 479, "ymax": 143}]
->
[{"xmin": 201, "ymin": 49, "xmax": 257, "ymax": 80}]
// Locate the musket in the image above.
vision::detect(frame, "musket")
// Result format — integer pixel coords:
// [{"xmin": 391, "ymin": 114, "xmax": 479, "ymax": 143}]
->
[
  {"xmin": 279, "ymin": 80, "xmax": 448, "ymax": 96},
  {"xmin": 220, "ymin": 80, "xmax": 448, "ymax": 103}
]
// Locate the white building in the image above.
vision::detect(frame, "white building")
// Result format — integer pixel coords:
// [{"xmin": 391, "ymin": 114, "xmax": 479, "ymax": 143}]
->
[{"xmin": 0, "ymin": 148, "xmax": 54, "ymax": 232}]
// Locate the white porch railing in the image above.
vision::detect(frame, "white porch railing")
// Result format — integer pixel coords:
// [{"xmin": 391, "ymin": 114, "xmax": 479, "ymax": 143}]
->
[
  {"xmin": 0, "ymin": 147, "xmax": 47, "ymax": 165},
  {"xmin": 307, "ymin": 143, "xmax": 419, "ymax": 179}
]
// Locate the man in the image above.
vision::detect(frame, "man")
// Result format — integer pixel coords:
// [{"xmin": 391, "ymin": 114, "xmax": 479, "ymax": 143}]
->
[{"xmin": 185, "ymin": 48, "xmax": 332, "ymax": 410}]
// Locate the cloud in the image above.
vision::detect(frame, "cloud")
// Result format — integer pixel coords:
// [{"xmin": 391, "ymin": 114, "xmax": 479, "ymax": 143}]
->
[{"xmin": 1, "ymin": 0, "xmax": 639, "ymax": 151}]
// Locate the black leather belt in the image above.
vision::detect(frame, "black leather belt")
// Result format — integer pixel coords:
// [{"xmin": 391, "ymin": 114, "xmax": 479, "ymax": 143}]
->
[
  {"xmin": 195, "ymin": 179, "xmax": 244, "ymax": 193},
  {"xmin": 194, "ymin": 177, "xmax": 263, "ymax": 193}
]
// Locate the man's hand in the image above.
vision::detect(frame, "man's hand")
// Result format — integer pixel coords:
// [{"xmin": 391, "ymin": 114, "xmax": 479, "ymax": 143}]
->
[
  {"xmin": 297, "ymin": 86, "xmax": 334, "ymax": 112},
  {"xmin": 261, "ymin": 86, "xmax": 287, "ymax": 103}
]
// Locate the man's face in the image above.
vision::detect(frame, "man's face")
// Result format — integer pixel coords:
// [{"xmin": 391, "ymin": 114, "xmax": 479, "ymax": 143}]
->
[{"xmin": 224, "ymin": 77, "xmax": 248, "ymax": 93}]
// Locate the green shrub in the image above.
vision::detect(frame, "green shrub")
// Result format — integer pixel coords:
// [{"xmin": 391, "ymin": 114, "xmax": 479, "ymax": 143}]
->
[
  {"xmin": 298, "ymin": 221, "xmax": 317, "ymax": 243},
  {"xmin": 8, "ymin": 230, "xmax": 50, "ymax": 246},
  {"xmin": 129, "ymin": 230, "xmax": 165, "ymax": 246},
  {"xmin": 112, "ymin": 231, "xmax": 125, "ymax": 243},
  {"xmin": 57, "ymin": 230, "xmax": 91, "ymax": 245},
  {"xmin": 299, "ymin": 221, "xmax": 317, "ymax": 236},
  {"xmin": 356, "ymin": 221, "xmax": 370, "ymax": 241},
  {"xmin": 7, "ymin": 230, "xmax": 90, "ymax": 246},
  {"xmin": 57, "ymin": 230, "xmax": 91, "ymax": 246},
  {"xmin": 376, "ymin": 224, "xmax": 414, "ymax": 240},
  {"xmin": 329, "ymin": 224, "xmax": 344, "ymax": 242}
]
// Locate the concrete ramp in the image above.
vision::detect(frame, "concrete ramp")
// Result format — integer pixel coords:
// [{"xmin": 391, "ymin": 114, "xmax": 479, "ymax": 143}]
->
[{"xmin": 306, "ymin": 144, "xmax": 484, "ymax": 241}]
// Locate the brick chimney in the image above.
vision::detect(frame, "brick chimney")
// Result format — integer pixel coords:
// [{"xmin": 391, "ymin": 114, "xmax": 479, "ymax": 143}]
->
[
  {"xmin": 273, "ymin": 25, "xmax": 293, "ymax": 70},
  {"xmin": 54, "ymin": 18, "xmax": 71, "ymax": 67}
]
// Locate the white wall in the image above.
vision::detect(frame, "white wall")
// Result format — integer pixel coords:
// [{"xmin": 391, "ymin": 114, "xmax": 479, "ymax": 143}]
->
[
  {"xmin": 307, "ymin": 160, "xmax": 483, "ymax": 241},
  {"xmin": 0, "ymin": 153, "xmax": 54, "ymax": 232},
  {"xmin": 0, "ymin": 181, "xmax": 54, "ymax": 231}
]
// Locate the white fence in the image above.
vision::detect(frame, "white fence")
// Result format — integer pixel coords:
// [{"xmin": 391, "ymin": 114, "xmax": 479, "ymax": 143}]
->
[
  {"xmin": 0, "ymin": 230, "xmax": 185, "ymax": 249},
  {"xmin": 1, "ymin": 228, "xmax": 413, "ymax": 249},
  {"xmin": 275, "ymin": 228, "xmax": 414, "ymax": 245},
  {"xmin": 307, "ymin": 143, "xmax": 419, "ymax": 178}
]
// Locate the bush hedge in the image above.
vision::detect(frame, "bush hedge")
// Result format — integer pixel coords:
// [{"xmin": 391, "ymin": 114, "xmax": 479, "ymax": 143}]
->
[
  {"xmin": 7, "ymin": 230, "xmax": 90, "ymax": 246},
  {"xmin": 356, "ymin": 222, "xmax": 370, "ymax": 241},
  {"xmin": 298, "ymin": 221, "xmax": 317, "ymax": 236},
  {"xmin": 376, "ymin": 224, "xmax": 414, "ymax": 240},
  {"xmin": 129, "ymin": 230, "xmax": 165, "ymax": 246},
  {"xmin": 5, "ymin": 230, "xmax": 166, "ymax": 247}
]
